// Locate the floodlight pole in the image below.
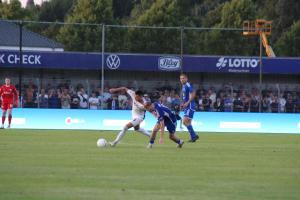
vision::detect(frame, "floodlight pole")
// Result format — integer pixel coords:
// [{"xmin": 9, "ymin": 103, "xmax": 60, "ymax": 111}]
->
[{"xmin": 101, "ymin": 24, "xmax": 105, "ymax": 109}]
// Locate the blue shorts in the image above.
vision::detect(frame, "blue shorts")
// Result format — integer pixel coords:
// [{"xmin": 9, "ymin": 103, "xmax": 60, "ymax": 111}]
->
[
  {"xmin": 164, "ymin": 118, "xmax": 177, "ymax": 134},
  {"xmin": 184, "ymin": 108, "xmax": 194, "ymax": 119}
]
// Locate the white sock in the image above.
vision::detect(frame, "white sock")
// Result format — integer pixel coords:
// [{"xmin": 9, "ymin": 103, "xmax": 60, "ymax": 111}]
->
[
  {"xmin": 137, "ymin": 128, "xmax": 150, "ymax": 137},
  {"xmin": 113, "ymin": 126, "xmax": 128, "ymax": 144}
]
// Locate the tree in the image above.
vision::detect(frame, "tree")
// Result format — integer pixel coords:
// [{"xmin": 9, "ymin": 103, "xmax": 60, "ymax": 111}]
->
[
  {"xmin": 197, "ymin": 0, "xmax": 258, "ymax": 56},
  {"xmin": 0, "ymin": 0, "xmax": 25, "ymax": 20},
  {"xmin": 26, "ymin": 0, "xmax": 35, "ymax": 8},
  {"xmin": 275, "ymin": 20, "xmax": 300, "ymax": 56},
  {"xmin": 58, "ymin": 0, "xmax": 114, "ymax": 51}
]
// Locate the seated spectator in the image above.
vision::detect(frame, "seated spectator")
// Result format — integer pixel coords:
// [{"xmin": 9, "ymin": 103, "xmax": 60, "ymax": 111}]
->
[
  {"xmin": 89, "ymin": 92, "xmax": 99, "ymax": 110},
  {"xmin": 261, "ymin": 96, "xmax": 270, "ymax": 112}
]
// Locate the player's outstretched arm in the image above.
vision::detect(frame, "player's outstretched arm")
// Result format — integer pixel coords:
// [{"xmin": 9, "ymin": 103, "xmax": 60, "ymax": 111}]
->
[{"xmin": 109, "ymin": 87, "xmax": 128, "ymax": 93}]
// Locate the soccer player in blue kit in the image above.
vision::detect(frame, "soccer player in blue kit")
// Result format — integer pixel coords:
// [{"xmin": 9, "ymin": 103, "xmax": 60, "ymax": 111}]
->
[
  {"xmin": 180, "ymin": 73, "xmax": 199, "ymax": 142},
  {"xmin": 144, "ymin": 102, "xmax": 184, "ymax": 148}
]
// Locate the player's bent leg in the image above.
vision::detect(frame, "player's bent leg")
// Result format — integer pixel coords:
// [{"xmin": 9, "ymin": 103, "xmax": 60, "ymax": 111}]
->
[
  {"xmin": 169, "ymin": 133, "xmax": 184, "ymax": 148},
  {"xmin": 110, "ymin": 122, "xmax": 133, "ymax": 147},
  {"xmin": 133, "ymin": 119, "xmax": 151, "ymax": 137}
]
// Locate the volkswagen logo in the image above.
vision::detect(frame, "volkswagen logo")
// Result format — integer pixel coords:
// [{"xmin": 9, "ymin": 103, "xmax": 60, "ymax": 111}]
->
[{"xmin": 106, "ymin": 54, "xmax": 120, "ymax": 70}]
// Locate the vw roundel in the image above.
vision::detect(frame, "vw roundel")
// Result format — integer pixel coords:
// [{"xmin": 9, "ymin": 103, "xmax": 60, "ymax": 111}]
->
[
  {"xmin": 106, "ymin": 54, "xmax": 121, "ymax": 70},
  {"xmin": 158, "ymin": 56, "xmax": 181, "ymax": 71}
]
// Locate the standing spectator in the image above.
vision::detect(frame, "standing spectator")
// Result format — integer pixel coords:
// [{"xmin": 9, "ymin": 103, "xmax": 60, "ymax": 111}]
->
[
  {"xmin": 233, "ymin": 96, "xmax": 243, "ymax": 112},
  {"xmin": 261, "ymin": 96, "xmax": 270, "ymax": 112},
  {"xmin": 278, "ymin": 93, "xmax": 286, "ymax": 113},
  {"xmin": 38, "ymin": 89, "xmax": 48, "ymax": 108},
  {"xmin": 285, "ymin": 96, "xmax": 295, "ymax": 113},
  {"xmin": 24, "ymin": 85, "xmax": 37, "ymax": 108},
  {"xmin": 202, "ymin": 94, "xmax": 212, "ymax": 112},
  {"xmin": 60, "ymin": 88, "xmax": 71, "ymax": 109},
  {"xmin": 213, "ymin": 97, "xmax": 224, "ymax": 112},
  {"xmin": 250, "ymin": 95, "xmax": 259, "ymax": 112},
  {"xmin": 102, "ymin": 87, "xmax": 112, "ymax": 109},
  {"xmin": 107, "ymin": 95, "xmax": 119, "ymax": 110},
  {"xmin": 48, "ymin": 89, "xmax": 60, "ymax": 108},
  {"xmin": 223, "ymin": 94, "xmax": 233, "ymax": 112},
  {"xmin": 118, "ymin": 90, "xmax": 128, "ymax": 110},
  {"xmin": 70, "ymin": 91, "xmax": 80, "ymax": 109},
  {"xmin": 77, "ymin": 88, "xmax": 88, "ymax": 109},
  {"xmin": 89, "ymin": 92, "xmax": 99, "ymax": 110},
  {"xmin": 270, "ymin": 96, "xmax": 279, "ymax": 113}
]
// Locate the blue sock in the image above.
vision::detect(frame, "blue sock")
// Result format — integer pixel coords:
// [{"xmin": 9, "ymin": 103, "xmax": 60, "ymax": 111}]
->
[
  {"xmin": 150, "ymin": 140, "xmax": 155, "ymax": 144},
  {"xmin": 186, "ymin": 125, "xmax": 196, "ymax": 139}
]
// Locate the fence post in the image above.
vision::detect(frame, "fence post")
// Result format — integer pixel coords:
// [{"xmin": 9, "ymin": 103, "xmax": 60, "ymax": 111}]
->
[
  {"xmin": 18, "ymin": 20, "xmax": 23, "ymax": 108},
  {"xmin": 259, "ymin": 34, "xmax": 263, "ymax": 112},
  {"xmin": 101, "ymin": 24, "xmax": 105, "ymax": 109}
]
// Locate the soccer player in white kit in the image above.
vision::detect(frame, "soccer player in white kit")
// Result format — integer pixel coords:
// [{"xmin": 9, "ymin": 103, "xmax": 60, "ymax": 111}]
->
[{"xmin": 108, "ymin": 87, "xmax": 150, "ymax": 147}]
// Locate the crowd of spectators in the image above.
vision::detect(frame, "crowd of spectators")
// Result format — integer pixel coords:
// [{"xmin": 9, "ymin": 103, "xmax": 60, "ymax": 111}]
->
[{"xmin": 19, "ymin": 80, "xmax": 300, "ymax": 113}]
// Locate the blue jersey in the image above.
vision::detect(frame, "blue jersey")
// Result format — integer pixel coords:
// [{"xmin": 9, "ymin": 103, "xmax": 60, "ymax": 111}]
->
[
  {"xmin": 154, "ymin": 102, "xmax": 176, "ymax": 123},
  {"xmin": 182, "ymin": 82, "xmax": 195, "ymax": 110},
  {"xmin": 154, "ymin": 102, "xmax": 177, "ymax": 134}
]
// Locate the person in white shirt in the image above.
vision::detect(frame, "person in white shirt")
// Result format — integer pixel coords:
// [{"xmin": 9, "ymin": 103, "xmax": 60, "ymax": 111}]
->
[
  {"xmin": 108, "ymin": 87, "xmax": 150, "ymax": 147},
  {"xmin": 89, "ymin": 92, "xmax": 99, "ymax": 110},
  {"xmin": 77, "ymin": 88, "xmax": 88, "ymax": 109}
]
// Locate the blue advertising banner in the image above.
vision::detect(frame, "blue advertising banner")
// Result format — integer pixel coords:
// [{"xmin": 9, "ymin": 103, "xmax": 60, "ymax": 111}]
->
[
  {"xmin": 6, "ymin": 109, "xmax": 300, "ymax": 134},
  {"xmin": 1, "ymin": 50, "xmax": 300, "ymax": 74}
]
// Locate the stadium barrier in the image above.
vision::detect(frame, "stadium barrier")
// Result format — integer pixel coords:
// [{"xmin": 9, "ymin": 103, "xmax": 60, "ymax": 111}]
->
[{"xmin": 7, "ymin": 109, "xmax": 300, "ymax": 134}]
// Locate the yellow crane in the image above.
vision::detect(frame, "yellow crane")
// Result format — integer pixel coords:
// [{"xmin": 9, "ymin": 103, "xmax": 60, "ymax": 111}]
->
[{"xmin": 243, "ymin": 19, "xmax": 275, "ymax": 57}]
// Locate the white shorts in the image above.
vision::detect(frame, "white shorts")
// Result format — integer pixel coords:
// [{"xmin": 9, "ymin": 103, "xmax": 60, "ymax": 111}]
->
[{"xmin": 130, "ymin": 117, "xmax": 144, "ymax": 127}]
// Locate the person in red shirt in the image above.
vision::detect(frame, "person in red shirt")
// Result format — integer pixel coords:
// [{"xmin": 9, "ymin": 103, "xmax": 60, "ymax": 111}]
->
[{"xmin": 0, "ymin": 78, "xmax": 19, "ymax": 129}]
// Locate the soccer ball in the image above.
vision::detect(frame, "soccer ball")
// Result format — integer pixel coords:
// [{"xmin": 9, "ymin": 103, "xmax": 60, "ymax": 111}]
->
[{"xmin": 97, "ymin": 138, "xmax": 107, "ymax": 147}]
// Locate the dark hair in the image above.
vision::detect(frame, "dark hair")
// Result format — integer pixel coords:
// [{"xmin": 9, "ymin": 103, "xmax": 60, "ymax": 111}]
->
[
  {"xmin": 180, "ymin": 73, "xmax": 187, "ymax": 77},
  {"xmin": 135, "ymin": 90, "xmax": 144, "ymax": 96}
]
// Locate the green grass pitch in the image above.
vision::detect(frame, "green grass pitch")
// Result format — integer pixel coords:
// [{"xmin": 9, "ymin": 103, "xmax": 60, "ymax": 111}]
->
[{"xmin": 0, "ymin": 129, "xmax": 299, "ymax": 200}]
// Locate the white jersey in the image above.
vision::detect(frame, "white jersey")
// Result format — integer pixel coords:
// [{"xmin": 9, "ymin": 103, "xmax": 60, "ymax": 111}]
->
[{"xmin": 127, "ymin": 89, "xmax": 145, "ymax": 119}]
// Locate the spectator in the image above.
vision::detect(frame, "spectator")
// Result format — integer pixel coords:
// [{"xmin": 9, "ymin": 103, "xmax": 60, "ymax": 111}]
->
[
  {"xmin": 223, "ymin": 94, "xmax": 233, "ymax": 112},
  {"xmin": 70, "ymin": 90, "xmax": 80, "ymax": 109},
  {"xmin": 278, "ymin": 93, "xmax": 286, "ymax": 113},
  {"xmin": 60, "ymin": 88, "xmax": 71, "ymax": 109},
  {"xmin": 48, "ymin": 89, "xmax": 60, "ymax": 108},
  {"xmin": 213, "ymin": 97, "xmax": 224, "ymax": 112},
  {"xmin": 77, "ymin": 88, "xmax": 88, "ymax": 109},
  {"xmin": 118, "ymin": 90, "xmax": 128, "ymax": 110},
  {"xmin": 89, "ymin": 92, "xmax": 99, "ymax": 110},
  {"xmin": 233, "ymin": 96, "xmax": 243, "ymax": 112},
  {"xmin": 285, "ymin": 96, "xmax": 295, "ymax": 113},
  {"xmin": 107, "ymin": 95, "xmax": 119, "ymax": 110},
  {"xmin": 270, "ymin": 96, "xmax": 279, "ymax": 113},
  {"xmin": 261, "ymin": 96, "xmax": 270, "ymax": 112},
  {"xmin": 250, "ymin": 95, "xmax": 259, "ymax": 112},
  {"xmin": 38, "ymin": 89, "xmax": 48, "ymax": 108},
  {"xmin": 202, "ymin": 94, "xmax": 212, "ymax": 112}
]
